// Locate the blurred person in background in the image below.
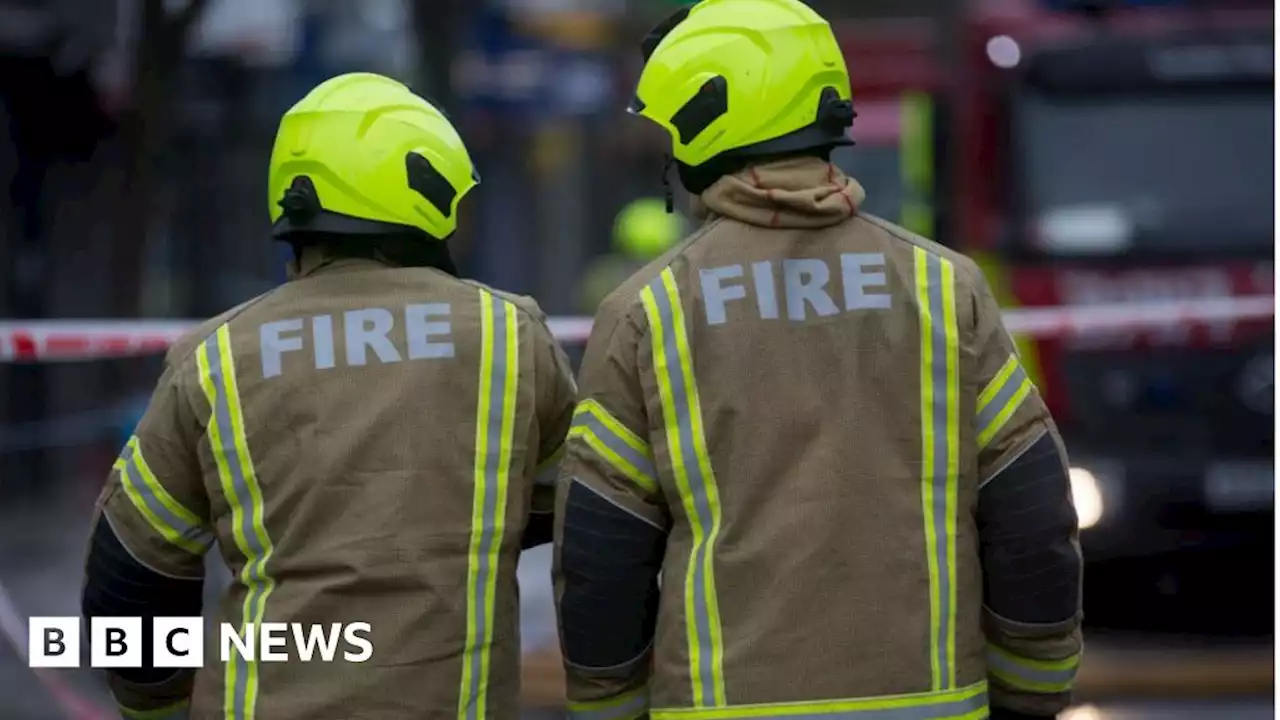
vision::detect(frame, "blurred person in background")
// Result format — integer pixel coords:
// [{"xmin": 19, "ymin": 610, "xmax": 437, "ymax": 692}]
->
[
  {"xmin": 554, "ymin": 1, "xmax": 1082, "ymax": 720},
  {"xmin": 81, "ymin": 72, "xmax": 576, "ymax": 720},
  {"xmin": 578, "ymin": 196, "xmax": 685, "ymax": 314}
]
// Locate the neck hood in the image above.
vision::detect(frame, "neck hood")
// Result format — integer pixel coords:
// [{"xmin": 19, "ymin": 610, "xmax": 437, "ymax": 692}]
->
[{"xmin": 694, "ymin": 157, "xmax": 865, "ymax": 230}]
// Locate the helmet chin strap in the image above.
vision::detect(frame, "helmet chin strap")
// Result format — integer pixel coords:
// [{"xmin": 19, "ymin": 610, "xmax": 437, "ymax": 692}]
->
[{"xmin": 662, "ymin": 152, "xmax": 676, "ymax": 214}]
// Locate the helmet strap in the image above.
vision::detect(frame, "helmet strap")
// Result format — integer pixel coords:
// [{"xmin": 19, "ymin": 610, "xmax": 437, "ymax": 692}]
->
[{"xmin": 662, "ymin": 153, "xmax": 675, "ymax": 214}]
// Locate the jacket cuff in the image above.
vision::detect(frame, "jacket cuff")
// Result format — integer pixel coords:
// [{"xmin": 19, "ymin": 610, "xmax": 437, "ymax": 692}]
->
[
  {"xmin": 567, "ymin": 685, "xmax": 650, "ymax": 720},
  {"xmin": 990, "ymin": 706, "xmax": 1057, "ymax": 720},
  {"xmin": 107, "ymin": 669, "xmax": 194, "ymax": 717}
]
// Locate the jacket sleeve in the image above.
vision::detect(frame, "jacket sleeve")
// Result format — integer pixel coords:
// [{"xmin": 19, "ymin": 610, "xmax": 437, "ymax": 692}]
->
[
  {"xmin": 554, "ymin": 301, "xmax": 670, "ymax": 720},
  {"xmin": 967, "ymin": 268, "xmax": 1083, "ymax": 717},
  {"xmin": 82, "ymin": 350, "xmax": 211, "ymax": 717},
  {"xmin": 525, "ymin": 304, "xmax": 578, "ymax": 549}
]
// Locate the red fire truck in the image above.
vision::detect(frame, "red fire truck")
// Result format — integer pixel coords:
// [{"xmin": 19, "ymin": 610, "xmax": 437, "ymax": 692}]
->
[{"xmin": 840, "ymin": 0, "xmax": 1274, "ymax": 631}]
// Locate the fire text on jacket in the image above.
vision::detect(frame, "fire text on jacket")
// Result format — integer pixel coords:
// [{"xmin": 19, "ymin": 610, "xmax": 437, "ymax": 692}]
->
[
  {"xmin": 699, "ymin": 253, "xmax": 891, "ymax": 325},
  {"xmin": 258, "ymin": 304, "xmax": 454, "ymax": 378}
]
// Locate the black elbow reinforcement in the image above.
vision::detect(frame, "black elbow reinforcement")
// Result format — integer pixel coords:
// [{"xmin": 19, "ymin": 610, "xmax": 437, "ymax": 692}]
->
[
  {"xmin": 82, "ymin": 518, "xmax": 203, "ymax": 684},
  {"xmin": 978, "ymin": 432, "xmax": 1081, "ymax": 624},
  {"xmin": 559, "ymin": 479, "xmax": 665, "ymax": 669}
]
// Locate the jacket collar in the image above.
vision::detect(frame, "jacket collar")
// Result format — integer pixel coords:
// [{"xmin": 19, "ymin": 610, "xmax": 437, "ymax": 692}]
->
[
  {"xmin": 288, "ymin": 250, "xmax": 391, "ymax": 280},
  {"xmin": 694, "ymin": 157, "xmax": 865, "ymax": 230}
]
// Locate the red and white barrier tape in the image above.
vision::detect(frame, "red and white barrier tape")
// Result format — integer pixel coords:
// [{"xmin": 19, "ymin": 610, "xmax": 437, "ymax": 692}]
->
[{"xmin": 0, "ymin": 296, "xmax": 1272, "ymax": 362}]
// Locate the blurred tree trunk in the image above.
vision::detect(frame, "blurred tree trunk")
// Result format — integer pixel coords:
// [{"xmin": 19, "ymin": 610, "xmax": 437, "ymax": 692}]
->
[
  {"xmin": 411, "ymin": 0, "xmax": 462, "ymax": 112},
  {"xmin": 111, "ymin": 0, "xmax": 209, "ymax": 317}
]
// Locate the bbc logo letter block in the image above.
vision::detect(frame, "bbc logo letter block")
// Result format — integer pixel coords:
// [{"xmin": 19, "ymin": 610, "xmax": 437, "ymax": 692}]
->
[
  {"xmin": 30, "ymin": 617, "xmax": 205, "ymax": 668},
  {"xmin": 28, "ymin": 617, "xmax": 373, "ymax": 667}
]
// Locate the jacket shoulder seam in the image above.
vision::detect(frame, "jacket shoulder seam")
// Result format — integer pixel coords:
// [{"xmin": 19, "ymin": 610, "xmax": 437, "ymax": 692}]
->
[{"xmin": 855, "ymin": 213, "xmax": 981, "ymax": 286}]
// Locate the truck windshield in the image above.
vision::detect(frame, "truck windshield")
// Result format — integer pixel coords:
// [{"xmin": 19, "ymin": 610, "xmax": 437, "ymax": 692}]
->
[{"xmin": 1013, "ymin": 90, "xmax": 1274, "ymax": 256}]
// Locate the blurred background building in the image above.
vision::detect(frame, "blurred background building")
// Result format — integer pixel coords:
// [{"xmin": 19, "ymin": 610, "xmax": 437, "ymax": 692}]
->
[{"xmin": 0, "ymin": 0, "xmax": 1274, "ymax": 717}]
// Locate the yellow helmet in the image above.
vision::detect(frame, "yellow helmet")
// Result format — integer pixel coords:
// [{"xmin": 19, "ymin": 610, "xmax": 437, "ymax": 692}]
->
[
  {"xmin": 614, "ymin": 197, "xmax": 684, "ymax": 259},
  {"xmin": 629, "ymin": 0, "xmax": 854, "ymax": 170},
  {"xmin": 268, "ymin": 72, "xmax": 479, "ymax": 241}
]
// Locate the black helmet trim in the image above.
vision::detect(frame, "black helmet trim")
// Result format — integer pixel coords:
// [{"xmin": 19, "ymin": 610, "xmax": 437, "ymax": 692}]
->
[
  {"xmin": 669, "ymin": 75, "xmax": 729, "ymax": 145},
  {"xmin": 407, "ymin": 151, "xmax": 462, "ymax": 219},
  {"xmin": 641, "ymin": 5, "xmax": 693, "ymax": 62},
  {"xmin": 272, "ymin": 175, "xmax": 428, "ymax": 239},
  {"xmin": 672, "ymin": 88, "xmax": 857, "ymax": 196}
]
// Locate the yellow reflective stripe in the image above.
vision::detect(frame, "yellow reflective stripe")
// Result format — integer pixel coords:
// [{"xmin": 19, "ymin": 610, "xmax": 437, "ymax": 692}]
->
[
  {"xmin": 198, "ymin": 325, "xmax": 275, "ymax": 720},
  {"xmin": 976, "ymin": 356, "xmax": 1034, "ymax": 448},
  {"xmin": 458, "ymin": 292, "xmax": 520, "ymax": 720},
  {"xmin": 986, "ymin": 645, "xmax": 1079, "ymax": 694},
  {"xmin": 115, "ymin": 436, "xmax": 212, "ymax": 555},
  {"xmin": 977, "ymin": 356, "xmax": 1018, "ymax": 410},
  {"xmin": 970, "ymin": 251, "xmax": 1045, "ymax": 393},
  {"xmin": 569, "ymin": 686, "xmax": 650, "ymax": 720},
  {"xmin": 914, "ymin": 247, "xmax": 961, "ymax": 690},
  {"xmin": 641, "ymin": 268, "xmax": 726, "ymax": 708},
  {"xmin": 570, "ymin": 399, "xmax": 659, "ymax": 493},
  {"xmin": 652, "ymin": 681, "xmax": 987, "ymax": 720},
  {"xmin": 120, "ymin": 700, "xmax": 190, "ymax": 720}
]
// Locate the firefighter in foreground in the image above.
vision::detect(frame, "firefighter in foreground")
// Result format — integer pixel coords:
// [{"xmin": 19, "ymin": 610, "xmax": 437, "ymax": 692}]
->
[
  {"xmin": 81, "ymin": 72, "xmax": 576, "ymax": 719},
  {"xmin": 578, "ymin": 197, "xmax": 685, "ymax": 313},
  {"xmin": 553, "ymin": 2, "xmax": 1083, "ymax": 719}
]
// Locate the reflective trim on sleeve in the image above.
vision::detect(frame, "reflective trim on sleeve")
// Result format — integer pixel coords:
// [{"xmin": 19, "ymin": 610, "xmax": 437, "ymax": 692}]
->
[
  {"xmin": 457, "ymin": 291, "xmax": 520, "ymax": 720},
  {"xmin": 914, "ymin": 247, "xmax": 961, "ymax": 691},
  {"xmin": 120, "ymin": 700, "xmax": 191, "ymax": 720},
  {"xmin": 986, "ymin": 645, "xmax": 1079, "ymax": 694},
  {"xmin": 535, "ymin": 444, "xmax": 565, "ymax": 487},
  {"xmin": 197, "ymin": 325, "xmax": 276, "ymax": 720},
  {"xmin": 976, "ymin": 355, "xmax": 1034, "ymax": 448},
  {"xmin": 114, "ymin": 437, "xmax": 212, "ymax": 555},
  {"xmin": 570, "ymin": 399, "xmax": 659, "ymax": 493},
  {"xmin": 651, "ymin": 681, "xmax": 987, "ymax": 720},
  {"xmin": 568, "ymin": 686, "xmax": 650, "ymax": 720},
  {"xmin": 641, "ymin": 267, "xmax": 727, "ymax": 708}
]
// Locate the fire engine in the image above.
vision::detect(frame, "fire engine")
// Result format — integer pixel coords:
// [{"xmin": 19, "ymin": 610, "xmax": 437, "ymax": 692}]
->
[{"xmin": 839, "ymin": 0, "xmax": 1274, "ymax": 631}]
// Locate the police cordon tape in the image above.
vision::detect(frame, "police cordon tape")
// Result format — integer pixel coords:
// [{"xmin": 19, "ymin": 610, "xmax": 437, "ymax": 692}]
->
[{"xmin": 0, "ymin": 295, "xmax": 1273, "ymax": 362}]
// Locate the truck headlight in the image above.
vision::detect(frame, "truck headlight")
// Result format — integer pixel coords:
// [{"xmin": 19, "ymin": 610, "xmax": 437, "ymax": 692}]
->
[{"xmin": 1069, "ymin": 467, "xmax": 1104, "ymax": 529}]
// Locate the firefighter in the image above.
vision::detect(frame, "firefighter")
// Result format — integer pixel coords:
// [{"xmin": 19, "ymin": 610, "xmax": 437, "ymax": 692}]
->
[
  {"xmin": 553, "ymin": 2, "xmax": 1082, "ymax": 720},
  {"xmin": 81, "ymin": 72, "xmax": 577, "ymax": 720},
  {"xmin": 578, "ymin": 197, "xmax": 685, "ymax": 313}
]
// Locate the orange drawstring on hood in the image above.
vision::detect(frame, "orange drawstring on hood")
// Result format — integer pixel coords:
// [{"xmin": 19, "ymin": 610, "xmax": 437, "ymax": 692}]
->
[{"xmin": 694, "ymin": 157, "xmax": 865, "ymax": 230}]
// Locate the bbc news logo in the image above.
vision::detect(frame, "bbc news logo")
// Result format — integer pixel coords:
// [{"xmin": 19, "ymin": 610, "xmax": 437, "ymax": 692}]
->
[{"xmin": 29, "ymin": 618, "xmax": 373, "ymax": 668}]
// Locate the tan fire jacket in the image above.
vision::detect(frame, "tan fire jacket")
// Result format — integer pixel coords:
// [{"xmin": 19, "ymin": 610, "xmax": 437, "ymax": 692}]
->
[
  {"xmin": 554, "ymin": 158, "xmax": 1083, "ymax": 720},
  {"xmin": 89, "ymin": 256, "xmax": 576, "ymax": 720}
]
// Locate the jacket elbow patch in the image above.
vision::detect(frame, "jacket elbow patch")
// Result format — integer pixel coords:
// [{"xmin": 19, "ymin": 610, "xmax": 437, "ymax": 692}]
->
[
  {"xmin": 569, "ymin": 400, "xmax": 659, "ymax": 494},
  {"xmin": 84, "ymin": 517, "xmax": 203, "ymax": 684},
  {"xmin": 560, "ymin": 479, "xmax": 665, "ymax": 670},
  {"xmin": 986, "ymin": 644, "xmax": 1080, "ymax": 695},
  {"xmin": 978, "ymin": 432, "xmax": 1081, "ymax": 624}
]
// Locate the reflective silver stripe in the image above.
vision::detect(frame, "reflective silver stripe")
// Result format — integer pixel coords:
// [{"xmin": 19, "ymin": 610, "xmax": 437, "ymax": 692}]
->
[
  {"xmin": 986, "ymin": 646, "xmax": 1078, "ymax": 692},
  {"xmin": 570, "ymin": 407, "xmax": 659, "ymax": 491},
  {"xmin": 569, "ymin": 689, "xmax": 650, "ymax": 720},
  {"xmin": 645, "ymin": 272, "xmax": 724, "ymax": 707},
  {"xmin": 117, "ymin": 442, "xmax": 213, "ymax": 552},
  {"xmin": 651, "ymin": 684, "xmax": 987, "ymax": 720},
  {"xmin": 459, "ymin": 295, "xmax": 519, "ymax": 720},
  {"xmin": 202, "ymin": 331, "xmax": 271, "ymax": 720},
  {"xmin": 917, "ymin": 249, "xmax": 960, "ymax": 689},
  {"xmin": 976, "ymin": 362, "xmax": 1029, "ymax": 433}
]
